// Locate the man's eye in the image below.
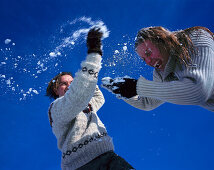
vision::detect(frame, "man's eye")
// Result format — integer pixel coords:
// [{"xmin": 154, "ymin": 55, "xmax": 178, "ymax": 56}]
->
[
  {"xmin": 60, "ymin": 82, "xmax": 67, "ymax": 86},
  {"xmin": 145, "ymin": 50, "xmax": 152, "ymax": 57},
  {"xmin": 141, "ymin": 57, "xmax": 145, "ymax": 61}
]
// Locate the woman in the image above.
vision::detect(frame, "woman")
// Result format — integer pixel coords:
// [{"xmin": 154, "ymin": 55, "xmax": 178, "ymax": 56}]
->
[
  {"xmin": 102, "ymin": 26, "xmax": 214, "ymax": 112},
  {"xmin": 46, "ymin": 28, "xmax": 134, "ymax": 170}
]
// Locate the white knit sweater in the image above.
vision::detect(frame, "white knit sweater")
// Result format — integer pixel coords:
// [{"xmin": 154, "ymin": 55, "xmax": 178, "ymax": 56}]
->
[
  {"xmin": 124, "ymin": 29, "xmax": 214, "ymax": 112},
  {"xmin": 49, "ymin": 53, "xmax": 114, "ymax": 170}
]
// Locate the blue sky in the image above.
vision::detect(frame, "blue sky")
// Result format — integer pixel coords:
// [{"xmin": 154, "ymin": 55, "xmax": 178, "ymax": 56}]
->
[{"xmin": 0, "ymin": 0, "xmax": 214, "ymax": 169}]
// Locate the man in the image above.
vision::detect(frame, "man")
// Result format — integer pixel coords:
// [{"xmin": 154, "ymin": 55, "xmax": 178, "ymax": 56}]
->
[{"xmin": 46, "ymin": 28, "xmax": 134, "ymax": 170}]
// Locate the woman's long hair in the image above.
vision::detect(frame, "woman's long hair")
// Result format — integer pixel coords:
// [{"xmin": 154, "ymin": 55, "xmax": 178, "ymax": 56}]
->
[{"xmin": 135, "ymin": 26, "xmax": 213, "ymax": 66}]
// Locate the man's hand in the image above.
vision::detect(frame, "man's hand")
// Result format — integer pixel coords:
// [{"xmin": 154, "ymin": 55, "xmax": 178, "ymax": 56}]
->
[
  {"xmin": 102, "ymin": 77, "xmax": 137, "ymax": 98},
  {"xmin": 87, "ymin": 27, "xmax": 103, "ymax": 56}
]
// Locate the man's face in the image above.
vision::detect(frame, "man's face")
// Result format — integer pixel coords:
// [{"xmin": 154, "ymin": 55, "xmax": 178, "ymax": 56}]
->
[
  {"xmin": 136, "ymin": 40, "xmax": 169, "ymax": 71},
  {"xmin": 55, "ymin": 75, "xmax": 73, "ymax": 97}
]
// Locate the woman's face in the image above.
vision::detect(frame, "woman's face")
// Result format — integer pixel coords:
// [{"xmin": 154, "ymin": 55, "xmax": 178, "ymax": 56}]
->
[
  {"xmin": 55, "ymin": 75, "xmax": 73, "ymax": 97},
  {"xmin": 136, "ymin": 40, "xmax": 169, "ymax": 71}
]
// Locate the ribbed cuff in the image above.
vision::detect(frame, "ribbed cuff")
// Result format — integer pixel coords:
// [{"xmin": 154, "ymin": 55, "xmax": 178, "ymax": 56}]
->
[
  {"xmin": 84, "ymin": 53, "xmax": 102, "ymax": 64},
  {"xmin": 80, "ymin": 53, "xmax": 102, "ymax": 74},
  {"xmin": 136, "ymin": 76, "xmax": 148, "ymax": 96}
]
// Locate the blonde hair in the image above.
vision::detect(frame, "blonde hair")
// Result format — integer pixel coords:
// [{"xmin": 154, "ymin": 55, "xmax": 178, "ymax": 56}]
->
[{"xmin": 135, "ymin": 26, "xmax": 213, "ymax": 66}]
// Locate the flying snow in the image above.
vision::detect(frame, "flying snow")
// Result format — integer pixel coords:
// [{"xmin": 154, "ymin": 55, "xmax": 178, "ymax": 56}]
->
[
  {"xmin": 50, "ymin": 17, "xmax": 110, "ymax": 58},
  {"xmin": 0, "ymin": 17, "xmax": 152, "ymax": 101},
  {"xmin": 101, "ymin": 76, "xmax": 133, "ymax": 100},
  {"xmin": 4, "ymin": 39, "xmax": 12, "ymax": 44},
  {"xmin": 0, "ymin": 17, "xmax": 111, "ymax": 101}
]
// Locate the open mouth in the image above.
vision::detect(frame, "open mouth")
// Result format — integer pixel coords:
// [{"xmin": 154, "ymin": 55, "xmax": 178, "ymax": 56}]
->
[{"xmin": 153, "ymin": 60, "xmax": 162, "ymax": 69}]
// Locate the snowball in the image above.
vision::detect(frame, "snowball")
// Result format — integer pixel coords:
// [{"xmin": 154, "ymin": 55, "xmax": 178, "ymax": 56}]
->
[
  {"xmin": 101, "ymin": 77, "xmax": 112, "ymax": 85},
  {"xmin": 33, "ymin": 90, "xmax": 39, "ymax": 94},
  {"xmin": 49, "ymin": 51, "xmax": 61, "ymax": 57},
  {"xmin": 5, "ymin": 39, "xmax": 11, "ymax": 44},
  {"xmin": 49, "ymin": 52, "xmax": 57, "ymax": 57},
  {"xmin": 0, "ymin": 74, "xmax": 6, "ymax": 78},
  {"xmin": 123, "ymin": 46, "xmax": 127, "ymax": 51},
  {"xmin": 113, "ymin": 77, "xmax": 126, "ymax": 83},
  {"xmin": 6, "ymin": 79, "xmax": 11, "ymax": 85},
  {"xmin": 114, "ymin": 50, "xmax": 119, "ymax": 54}
]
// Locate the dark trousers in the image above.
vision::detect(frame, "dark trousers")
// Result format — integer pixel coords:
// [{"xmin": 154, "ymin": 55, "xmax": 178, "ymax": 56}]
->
[{"xmin": 77, "ymin": 151, "xmax": 134, "ymax": 170}]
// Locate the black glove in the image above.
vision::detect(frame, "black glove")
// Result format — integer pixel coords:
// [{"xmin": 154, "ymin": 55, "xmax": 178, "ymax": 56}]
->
[
  {"xmin": 102, "ymin": 77, "xmax": 137, "ymax": 98},
  {"xmin": 87, "ymin": 27, "xmax": 103, "ymax": 56}
]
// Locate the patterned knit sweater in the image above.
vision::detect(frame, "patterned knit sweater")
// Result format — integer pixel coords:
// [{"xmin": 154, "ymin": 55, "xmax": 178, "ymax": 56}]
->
[
  {"xmin": 49, "ymin": 53, "xmax": 114, "ymax": 170},
  {"xmin": 124, "ymin": 29, "xmax": 214, "ymax": 112}
]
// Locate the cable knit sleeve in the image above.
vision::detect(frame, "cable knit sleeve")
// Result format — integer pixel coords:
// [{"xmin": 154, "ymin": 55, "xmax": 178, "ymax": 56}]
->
[
  {"xmin": 89, "ymin": 85, "xmax": 105, "ymax": 113},
  {"xmin": 136, "ymin": 29, "xmax": 214, "ymax": 105},
  {"xmin": 123, "ymin": 70, "xmax": 164, "ymax": 111},
  {"xmin": 51, "ymin": 53, "xmax": 102, "ymax": 125}
]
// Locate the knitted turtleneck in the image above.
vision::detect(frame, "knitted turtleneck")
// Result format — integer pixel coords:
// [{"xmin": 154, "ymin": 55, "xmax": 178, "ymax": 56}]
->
[{"xmin": 49, "ymin": 53, "xmax": 114, "ymax": 170}]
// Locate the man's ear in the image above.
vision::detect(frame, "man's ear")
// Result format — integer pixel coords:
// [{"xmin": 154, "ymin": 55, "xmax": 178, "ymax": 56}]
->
[{"xmin": 53, "ymin": 88, "xmax": 58, "ymax": 96}]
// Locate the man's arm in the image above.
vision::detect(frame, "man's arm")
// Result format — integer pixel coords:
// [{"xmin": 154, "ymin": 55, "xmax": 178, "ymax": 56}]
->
[
  {"xmin": 89, "ymin": 85, "xmax": 105, "ymax": 113},
  {"xmin": 51, "ymin": 28, "xmax": 104, "ymax": 125}
]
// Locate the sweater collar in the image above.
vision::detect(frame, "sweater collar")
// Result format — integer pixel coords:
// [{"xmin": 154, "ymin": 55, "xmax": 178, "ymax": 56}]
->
[{"xmin": 156, "ymin": 55, "xmax": 178, "ymax": 80}]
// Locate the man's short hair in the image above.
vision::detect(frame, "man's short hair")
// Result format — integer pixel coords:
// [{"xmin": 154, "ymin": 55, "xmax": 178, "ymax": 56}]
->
[{"xmin": 46, "ymin": 72, "xmax": 72, "ymax": 99}]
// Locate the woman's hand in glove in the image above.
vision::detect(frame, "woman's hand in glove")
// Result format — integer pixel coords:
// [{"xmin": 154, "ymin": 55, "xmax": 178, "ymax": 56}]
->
[{"xmin": 102, "ymin": 77, "xmax": 137, "ymax": 98}]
